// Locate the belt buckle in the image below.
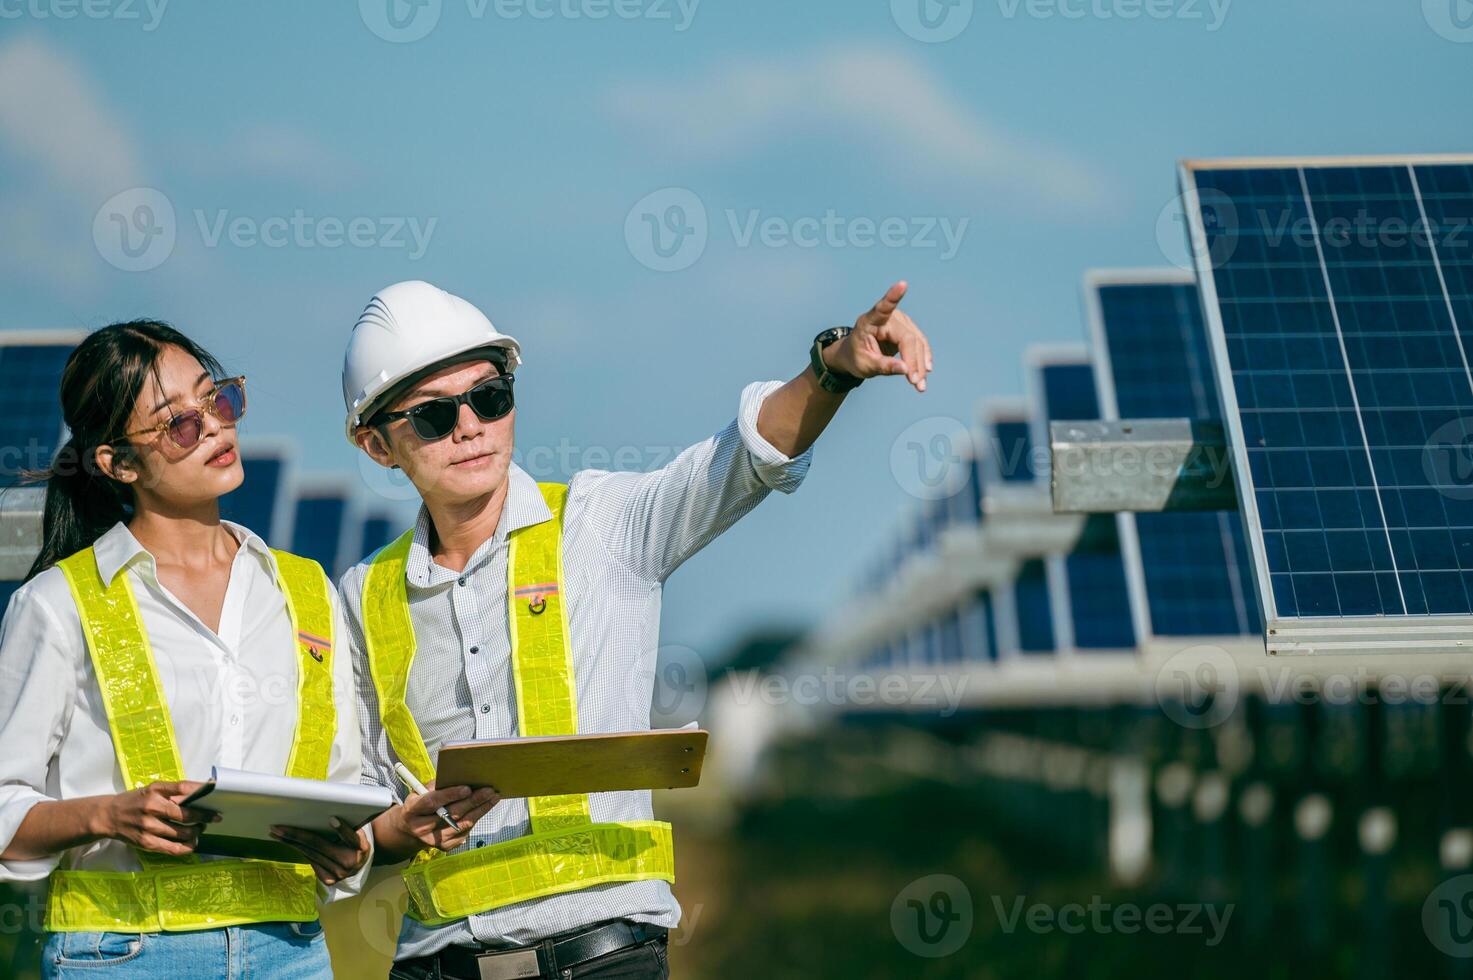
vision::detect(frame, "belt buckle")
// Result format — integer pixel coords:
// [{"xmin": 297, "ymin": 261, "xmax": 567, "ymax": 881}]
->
[{"xmin": 475, "ymin": 948, "xmax": 541, "ymax": 980}]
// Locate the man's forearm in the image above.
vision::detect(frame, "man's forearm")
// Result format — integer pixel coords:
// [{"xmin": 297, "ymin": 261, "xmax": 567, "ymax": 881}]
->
[{"xmin": 755, "ymin": 365, "xmax": 847, "ymax": 458}]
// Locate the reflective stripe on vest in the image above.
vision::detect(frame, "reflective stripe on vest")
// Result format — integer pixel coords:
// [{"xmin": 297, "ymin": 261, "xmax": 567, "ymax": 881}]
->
[
  {"xmin": 361, "ymin": 482, "xmax": 675, "ymax": 926},
  {"xmin": 45, "ymin": 545, "xmax": 337, "ymax": 933}
]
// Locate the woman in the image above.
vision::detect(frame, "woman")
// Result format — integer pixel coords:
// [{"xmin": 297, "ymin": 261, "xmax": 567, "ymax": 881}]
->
[{"xmin": 0, "ymin": 321, "xmax": 370, "ymax": 978}]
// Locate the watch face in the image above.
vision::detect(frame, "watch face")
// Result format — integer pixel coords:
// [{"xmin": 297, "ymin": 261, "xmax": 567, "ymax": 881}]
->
[{"xmin": 816, "ymin": 327, "xmax": 847, "ymax": 347}]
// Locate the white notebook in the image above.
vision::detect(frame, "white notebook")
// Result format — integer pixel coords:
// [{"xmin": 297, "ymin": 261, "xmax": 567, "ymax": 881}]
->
[{"xmin": 179, "ymin": 767, "xmax": 394, "ymax": 863}]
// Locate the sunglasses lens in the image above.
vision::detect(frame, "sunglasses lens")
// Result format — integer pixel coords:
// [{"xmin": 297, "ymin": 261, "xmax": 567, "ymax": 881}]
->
[
  {"xmin": 467, "ymin": 379, "xmax": 514, "ymax": 422},
  {"xmin": 407, "ymin": 399, "xmax": 459, "ymax": 441},
  {"xmin": 169, "ymin": 412, "xmax": 204, "ymax": 449},
  {"xmin": 215, "ymin": 381, "xmax": 245, "ymax": 423}
]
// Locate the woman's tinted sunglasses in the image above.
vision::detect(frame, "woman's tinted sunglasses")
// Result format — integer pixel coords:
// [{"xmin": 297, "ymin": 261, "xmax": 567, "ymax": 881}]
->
[
  {"xmin": 120, "ymin": 376, "xmax": 247, "ymax": 451},
  {"xmin": 372, "ymin": 375, "xmax": 515, "ymax": 442}
]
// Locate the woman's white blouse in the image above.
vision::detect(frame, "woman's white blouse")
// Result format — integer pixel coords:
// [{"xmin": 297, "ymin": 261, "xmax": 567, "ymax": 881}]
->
[{"xmin": 0, "ymin": 520, "xmax": 365, "ymax": 891}]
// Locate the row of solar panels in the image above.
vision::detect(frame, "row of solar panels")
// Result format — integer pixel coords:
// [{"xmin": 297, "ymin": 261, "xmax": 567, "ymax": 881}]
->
[
  {"xmin": 842, "ymin": 155, "xmax": 1473, "ymax": 665},
  {"xmin": 0, "ymin": 331, "xmax": 402, "ymax": 583}
]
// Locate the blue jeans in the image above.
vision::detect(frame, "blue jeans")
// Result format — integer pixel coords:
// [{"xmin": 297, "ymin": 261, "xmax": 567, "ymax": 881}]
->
[{"xmin": 40, "ymin": 920, "xmax": 332, "ymax": 979}]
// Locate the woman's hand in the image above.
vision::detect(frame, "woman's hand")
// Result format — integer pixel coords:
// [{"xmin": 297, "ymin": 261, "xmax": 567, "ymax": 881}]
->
[
  {"xmin": 372, "ymin": 783, "xmax": 500, "ymax": 863},
  {"xmin": 272, "ymin": 818, "xmax": 372, "ymax": 886},
  {"xmin": 94, "ymin": 780, "xmax": 218, "ymax": 857}
]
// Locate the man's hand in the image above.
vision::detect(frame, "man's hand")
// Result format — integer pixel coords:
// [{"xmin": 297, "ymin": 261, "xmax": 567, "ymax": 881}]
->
[
  {"xmin": 823, "ymin": 281, "xmax": 933, "ymax": 392},
  {"xmin": 371, "ymin": 783, "xmax": 501, "ymax": 864},
  {"xmin": 272, "ymin": 818, "xmax": 372, "ymax": 887}
]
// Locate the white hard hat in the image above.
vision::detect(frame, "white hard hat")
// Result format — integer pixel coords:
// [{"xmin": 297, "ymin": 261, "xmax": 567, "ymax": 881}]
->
[{"xmin": 341, "ymin": 280, "xmax": 522, "ymax": 444}]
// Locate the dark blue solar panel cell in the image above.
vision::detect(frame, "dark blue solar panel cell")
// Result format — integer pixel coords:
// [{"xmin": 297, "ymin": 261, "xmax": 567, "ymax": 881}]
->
[
  {"xmin": 1096, "ymin": 280, "xmax": 1260, "ymax": 636},
  {"xmin": 1013, "ymin": 558, "xmax": 1055, "ymax": 653},
  {"xmin": 939, "ymin": 608, "xmax": 962, "ymax": 662},
  {"xmin": 1065, "ymin": 514, "xmax": 1137, "ymax": 649},
  {"xmin": 972, "ymin": 588, "xmax": 997, "ymax": 661},
  {"xmin": 992, "ymin": 420, "xmax": 1035, "ymax": 483},
  {"xmin": 0, "ymin": 344, "xmax": 73, "ymax": 488},
  {"xmin": 1190, "ymin": 161, "xmax": 1473, "ymax": 620},
  {"xmin": 1039, "ymin": 361, "xmax": 1136, "ymax": 649},
  {"xmin": 291, "ymin": 495, "xmax": 347, "ymax": 576},
  {"xmin": 219, "ymin": 456, "xmax": 284, "ymax": 544},
  {"xmin": 1041, "ymin": 363, "xmax": 1100, "ymax": 423}
]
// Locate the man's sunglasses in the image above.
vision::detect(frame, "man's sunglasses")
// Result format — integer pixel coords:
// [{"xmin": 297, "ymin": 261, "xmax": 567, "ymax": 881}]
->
[
  {"xmin": 120, "ymin": 376, "xmax": 247, "ymax": 451},
  {"xmin": 372, "ymin": 375, "xmax": 515, "ymax": 442}
]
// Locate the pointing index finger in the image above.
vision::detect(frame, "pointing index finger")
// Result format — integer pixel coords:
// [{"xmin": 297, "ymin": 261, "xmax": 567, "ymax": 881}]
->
[{"xmin": 868, "ymin": 281, "xmax": 908, "ymax": 325}]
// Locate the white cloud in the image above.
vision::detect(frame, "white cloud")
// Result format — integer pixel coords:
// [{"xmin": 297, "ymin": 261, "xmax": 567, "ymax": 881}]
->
[
  {"xmin": 604, "ymin": 44, "xmax": 1113, "ymax": 216},
  {"xmin": 199, "ymin": 123, "xmax": 361, "ymax": 188},
  {"xmin": 0, "ymin": 35, "xmax": 140, "ymax": 199}
]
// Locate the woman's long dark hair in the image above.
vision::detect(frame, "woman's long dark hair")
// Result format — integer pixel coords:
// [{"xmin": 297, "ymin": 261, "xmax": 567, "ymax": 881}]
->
[{"xmin": 25, "ymin": 321, "xmax": 226, "ymax": 580}]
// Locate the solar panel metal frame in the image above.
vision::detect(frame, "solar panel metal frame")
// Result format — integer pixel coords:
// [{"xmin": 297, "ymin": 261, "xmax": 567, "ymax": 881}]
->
[
  {"xmin": 977, "ymin": 396, "xmax": 1051, "ymax": 660},
  {"xmin": 1026, "ymin": 345, "xmax": 1112, "ymax": 656},
  {"xmin": 1180, "ymin": 154, "xmax": 1473, "ymax": 655},
  {"xmin": 1082, "ymin": 268, "xmax": 1257, "ymax": 649},
  {"xmin": 1029, "ymin": 343, "xmax": 1144, "ymax": 657}
]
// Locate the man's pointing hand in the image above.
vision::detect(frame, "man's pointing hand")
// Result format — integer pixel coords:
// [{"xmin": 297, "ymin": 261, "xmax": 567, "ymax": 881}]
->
[{"xmin": 823, "ymin": 281, "xmax": 934, "ymax": 392}]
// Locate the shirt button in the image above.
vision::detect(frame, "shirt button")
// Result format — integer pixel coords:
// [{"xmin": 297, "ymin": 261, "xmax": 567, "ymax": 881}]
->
[
  {"xmin": 230, "ymin": 715, "xmax": 240, "ymax": 726},
  {"xmin": 480, "ymin": 704, "xmax": 490, "ymax": 714},
  {"xmin": 458, "ymin": 577, "xmax": 467, "ymax": 587},
  {"xmin": 469, "ymin": 646, "xmax": 480, "ymax": 655}
]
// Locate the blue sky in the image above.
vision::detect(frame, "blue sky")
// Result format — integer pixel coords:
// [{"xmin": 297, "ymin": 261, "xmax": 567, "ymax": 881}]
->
[{"xmin": 0, "ymin": 0, "xmax": 1468, "ymax": 664}]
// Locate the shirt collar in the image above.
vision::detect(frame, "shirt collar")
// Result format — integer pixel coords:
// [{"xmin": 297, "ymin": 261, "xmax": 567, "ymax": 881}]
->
[
  {"xmin": 91, "ymin": 519, "xmax": 276, "ymax": 586},
  {"xmin": 405, "ymin": 461, "xmax": 554, "ymax": 588}
]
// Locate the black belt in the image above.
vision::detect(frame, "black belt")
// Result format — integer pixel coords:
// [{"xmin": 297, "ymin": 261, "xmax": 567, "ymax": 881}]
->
[{"xmin": 406, "ymin": 920, "xmax": 667, "ymax": 980}]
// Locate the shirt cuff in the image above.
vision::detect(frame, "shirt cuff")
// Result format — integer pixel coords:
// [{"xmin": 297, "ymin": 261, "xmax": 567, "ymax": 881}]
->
[
  {"xmin": 0, "ymin": 789, "xmax": 59, "ymax": 882},
  {"xmin": 737, "ymin": 380, "xmax": 813, "ymax": 495}
]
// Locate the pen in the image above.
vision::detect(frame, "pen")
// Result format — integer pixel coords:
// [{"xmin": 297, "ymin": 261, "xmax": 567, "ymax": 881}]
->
[{"xmin": 393, "ymin": 762, "xmax": 461, "ymax": 833}]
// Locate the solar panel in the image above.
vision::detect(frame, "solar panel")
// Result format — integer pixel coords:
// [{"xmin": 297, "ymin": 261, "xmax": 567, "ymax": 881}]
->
[
  {"xmin": 960, "ymin": 588, "xmax": 998, "ymax": 661},
  {"xmin": 218, "ymin": 443, "xmax": 293, "ymax": 548},
  {"xmin": 1182, "ymin": 156, "xmax": 1473, "ymax": 653},
  {"xmin": 1085, "ymin": 270, "xmax": 1260, "ymax": 642},
  {"xmin": 1029, "ymin": 348, "xmax": 1137, "ymax": 652},
  {"xmin": 290, "ymin": 480, "xmax": 354, "ymax": 579},
  {"xmin": 0, "ymin": 333, "xmax": 85, "ymax": 489},
  {"xmin": 1007, "ymin": 557, "xmax": 1054, "ymax": 648}
]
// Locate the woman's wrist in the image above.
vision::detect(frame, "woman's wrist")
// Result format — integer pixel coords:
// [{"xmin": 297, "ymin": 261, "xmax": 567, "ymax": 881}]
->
[{"xmin": 83, "ymin": 794, "xmax": 117, "ymax": 842}]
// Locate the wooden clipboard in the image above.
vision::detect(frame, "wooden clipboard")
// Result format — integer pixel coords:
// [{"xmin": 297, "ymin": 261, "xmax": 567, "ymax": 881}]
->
[{"xmin": 434, "ymin": 729, "xmax": 708, "ymax": 798}]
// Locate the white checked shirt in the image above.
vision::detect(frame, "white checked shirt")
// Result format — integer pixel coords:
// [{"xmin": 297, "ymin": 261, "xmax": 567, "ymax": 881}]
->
[
  {"xmin": 0, "ymin": 521, "xmax": 366, "ymax": 899},
  {"xmin": 340, "ymin": 380, "xmax": 812, "ymax": 958}
]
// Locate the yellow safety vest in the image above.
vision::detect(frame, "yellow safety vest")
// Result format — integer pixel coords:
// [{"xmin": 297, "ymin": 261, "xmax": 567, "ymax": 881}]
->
[
  {"xmin": 360, "ymin": 482, "xmax": 675, "ymax": 926},
  {"xmin": 44, "ymin": 545, "xmax": 338, "ymax": 933}
]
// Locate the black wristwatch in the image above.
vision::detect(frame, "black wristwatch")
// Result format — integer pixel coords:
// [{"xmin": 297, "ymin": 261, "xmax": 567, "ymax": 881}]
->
[{"xmin": 810, "ymin": 326, "xmax": 863, "ymax": 393}]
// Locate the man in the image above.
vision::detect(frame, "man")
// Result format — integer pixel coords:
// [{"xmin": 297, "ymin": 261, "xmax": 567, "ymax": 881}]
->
[{"xmin": 339, "ymin": 279, "xmax": 933, "ymax": 979}]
